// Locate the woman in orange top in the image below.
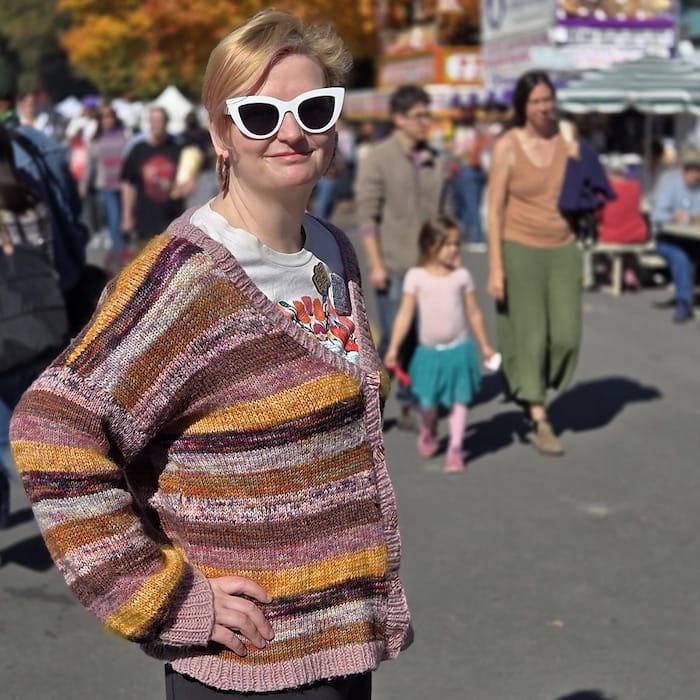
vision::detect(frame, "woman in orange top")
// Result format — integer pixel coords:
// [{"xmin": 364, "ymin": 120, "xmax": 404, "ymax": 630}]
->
[{"xmin": 487, "ymin": 70, "xmax": 582, "ymax": 456}]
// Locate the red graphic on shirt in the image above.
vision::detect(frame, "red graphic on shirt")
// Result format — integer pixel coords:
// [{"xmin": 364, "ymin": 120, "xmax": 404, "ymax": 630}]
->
[{"xmin": 141, "ymin": 155, "xmax": 176, "ymax": 203}]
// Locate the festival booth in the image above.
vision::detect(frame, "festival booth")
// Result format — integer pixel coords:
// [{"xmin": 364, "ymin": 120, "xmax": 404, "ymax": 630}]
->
[
  {"xmin": 557, "ymin": 56, "xmax": 700, "ymax": 117},
  {"xmin": 557, "ymin": 55, "xmax": 700, "ymax": 182},
  {"xmin": 556, "ymin": 56, "xmax": 700, "ymax": 293}
]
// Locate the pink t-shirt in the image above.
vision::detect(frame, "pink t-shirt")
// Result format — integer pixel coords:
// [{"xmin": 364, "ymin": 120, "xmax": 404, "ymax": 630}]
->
[{"xmin": 403, "ymin": 266, "xmax": 474, "ymax": 347}]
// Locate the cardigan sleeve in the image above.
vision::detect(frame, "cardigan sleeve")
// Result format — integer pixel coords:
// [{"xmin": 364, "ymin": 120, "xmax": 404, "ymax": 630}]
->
[{"xmin": 9, "ymin": 235, "xmax": 218, "ymax": 649}]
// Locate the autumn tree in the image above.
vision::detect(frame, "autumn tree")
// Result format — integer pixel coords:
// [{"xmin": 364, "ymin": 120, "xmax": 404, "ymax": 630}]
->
[
  {"xmin": 58, "ymin": 0, "xmax": 379, "ymax": 100},
  {"xmin": 0, "ymin": 0, "xmax": 74, "ymax": 97}
]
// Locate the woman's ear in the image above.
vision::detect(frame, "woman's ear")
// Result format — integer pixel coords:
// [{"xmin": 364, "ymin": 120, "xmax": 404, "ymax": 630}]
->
[{"xmin": 209, "ymin": 124, "xmax": 229, "ymax": 159}]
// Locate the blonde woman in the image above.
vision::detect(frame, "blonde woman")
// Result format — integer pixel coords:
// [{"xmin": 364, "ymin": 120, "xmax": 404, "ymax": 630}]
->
[{"xmin": 11, "ymin": 10, "xmax": 411, "ymax": 699}]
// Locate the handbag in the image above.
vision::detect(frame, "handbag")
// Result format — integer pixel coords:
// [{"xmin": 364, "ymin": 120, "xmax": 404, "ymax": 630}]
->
[
  {"xmin": 0, "ymin": 218, "xmax": 69, "ymax": 375},
  {"xmin": 569, "ymin": 209, "xmax": 599, "ymax": 248}
]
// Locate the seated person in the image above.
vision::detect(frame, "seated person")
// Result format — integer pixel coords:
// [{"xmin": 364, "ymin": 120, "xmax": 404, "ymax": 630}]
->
[
  {"xmin": 597, "ymin": 154, "xmax": 649, "ymax": 289},
  {"xmin": 650, "ymin": 142, "xmax": 700, "ymax": 323}
]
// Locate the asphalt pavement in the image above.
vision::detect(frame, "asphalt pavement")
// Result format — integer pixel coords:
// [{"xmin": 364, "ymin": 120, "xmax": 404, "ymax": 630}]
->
[{"xmin": 2, "ymin": 206, "xmax": 699, "ymax": 699}]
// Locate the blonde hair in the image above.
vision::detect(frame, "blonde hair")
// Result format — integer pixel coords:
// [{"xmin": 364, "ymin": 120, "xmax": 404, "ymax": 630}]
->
[{"xmin": 203, "ymin": 9, "xmax": 352, "ymax": 146}]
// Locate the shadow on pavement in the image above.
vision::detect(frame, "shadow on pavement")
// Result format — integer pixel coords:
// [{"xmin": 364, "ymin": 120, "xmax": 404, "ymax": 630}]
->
[
  {"xmin": 465, "ymin": 409, "xmax": 529, "ymax": 462},
  {"xmin": 6, "ymin": 506, "xmax": 34, "ymax": 528},
  {"xmin": 472, "ymin": 371, "xmax": 508, "ymax": 407},
  {"xmin": 549, "ymin": 375, "xmax": 662, "ymax": 433},
  {"xmin": 0, "ymin": 534, "xmax": 54, "ymax": 572},
  {"xmin": 554, "ymin": 691, "xmax": 619, "ymax": 700},
  {"xmin": 465, "ymin": 374, "xmax": 661, "ymax": 463}
]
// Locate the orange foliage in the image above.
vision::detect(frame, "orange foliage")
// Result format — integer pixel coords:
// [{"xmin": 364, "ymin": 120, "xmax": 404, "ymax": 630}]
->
[{"xmin": 57, "ymin": 0, "xmax": 378, "ymax": 100}]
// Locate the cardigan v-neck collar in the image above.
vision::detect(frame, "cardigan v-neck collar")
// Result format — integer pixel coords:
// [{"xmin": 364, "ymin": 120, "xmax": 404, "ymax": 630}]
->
[{"xmin": 165, "ymin": 209, "xmax": 379, "ymax": 383}]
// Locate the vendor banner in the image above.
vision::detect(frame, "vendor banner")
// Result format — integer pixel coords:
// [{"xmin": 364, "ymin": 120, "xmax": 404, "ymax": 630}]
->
[{"xmin": 553, "ymin": 0, "xmax": 676, "ymax": 59}]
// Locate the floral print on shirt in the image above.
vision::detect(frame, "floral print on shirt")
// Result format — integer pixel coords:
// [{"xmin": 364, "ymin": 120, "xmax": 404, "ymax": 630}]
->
[{"xmin": 278, "ymin": 267, "xmax": 360, "ymax": 364}]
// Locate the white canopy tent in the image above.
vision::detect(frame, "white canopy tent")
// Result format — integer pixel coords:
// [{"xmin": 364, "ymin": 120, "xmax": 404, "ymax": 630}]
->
[
  {"xmin": 150, "ymin": 85, "xmax": 195, "ymax": 133},
  {"xmin": 557, "ymin": 56, "xmax": 700, "ymax": 116},
  {"xmin": 557, "ymin": 56, "xmax": 700, "ymax": 187},
  {"xmin": 54, "ymin": 96, "xmax": 83, "ymax": 120}
]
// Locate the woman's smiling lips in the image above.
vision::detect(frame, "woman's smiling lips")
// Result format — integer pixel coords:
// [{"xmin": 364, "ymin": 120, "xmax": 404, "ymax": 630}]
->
[{"xmin": 268, "ymin": 150, "xmax": 313, "ymax": 162}]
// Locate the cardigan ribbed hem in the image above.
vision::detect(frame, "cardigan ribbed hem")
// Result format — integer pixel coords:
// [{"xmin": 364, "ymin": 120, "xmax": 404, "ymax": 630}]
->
[{"xmin": 166, "ymin": 642, "xmax": 385, "ymax": 693}]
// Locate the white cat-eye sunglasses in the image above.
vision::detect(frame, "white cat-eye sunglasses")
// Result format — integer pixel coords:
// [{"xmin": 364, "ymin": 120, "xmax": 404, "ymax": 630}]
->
[{"xmin": 225, "ymin": 87, "xmax": 345, "ymax": 140}]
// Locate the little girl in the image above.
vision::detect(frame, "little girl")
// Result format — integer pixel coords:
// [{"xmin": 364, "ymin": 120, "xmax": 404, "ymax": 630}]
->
[{"xmin": 385, "ymin": 215, "xmax": 497, "ymax": 472}]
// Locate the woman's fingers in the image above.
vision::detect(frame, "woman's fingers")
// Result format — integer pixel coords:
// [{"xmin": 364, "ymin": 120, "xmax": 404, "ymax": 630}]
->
[
  {"xmin": 211, "ymin": 575, "xmax": 272, "ymax": 603},
  {"xmin": 487, "ymin": 281, "xmax": 503, "ymax": 300},
  {"xmin": 209, "ymin": 576, "xmax": 275, "ymax": 655},
  {"xmin": 487, "ymin": 273, "xmax": 505, "ymax": 301},
  {"xmin": 215, "ymin": 595, "xmax": 274, "ymax": 648}
]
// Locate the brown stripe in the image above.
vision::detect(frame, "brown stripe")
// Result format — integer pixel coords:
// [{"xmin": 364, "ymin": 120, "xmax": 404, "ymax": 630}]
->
[
  {"xmin": 173, "ymin": 396, "xmax": 364, "ymax": 453},
  {"xmin": 47, "ymin": 507, "xmax": 135, "ymax": 554},
  {"xmin": 164, "ymin": 333, "xmax": 309, "ymax": 418},
  {"xmin": 18, "ymin": 390, "xmax": 105, "ymax": 440},
  {"xmin": 184, "ymin": 500, "xmax": 382, "ymax": 548},
  {"xmin": 114, "ymin": 279, "xmax": 249, "ymax": 410},
  {"xmin": 69, "ymin": 540, "xmax": 161, "ymax": 603},
  {"xmin": 170, "ymin": 443, "xmax": 373, "ymax": 499},
  {"xmin": 269, "ymin": 577, "xmax": 388, "ymax": 616},
  {"xmin": 20, "ymin": 471, "xmax": 113, "ymax": 502}
]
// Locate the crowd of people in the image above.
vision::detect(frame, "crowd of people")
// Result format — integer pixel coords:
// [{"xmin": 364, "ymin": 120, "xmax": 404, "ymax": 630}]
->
[
  {"xmin": 11, "ymin": 81, "xmax": 219, "ymax": 276},
  {"xmin": 1, "ymin": 7, "xmax": 699, "ymax": 698}
]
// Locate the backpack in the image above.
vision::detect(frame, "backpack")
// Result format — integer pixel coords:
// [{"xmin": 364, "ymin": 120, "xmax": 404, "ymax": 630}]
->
[
  {"xmin": 0, "ymin": 209, "xmax": 69, "ymax": 375},
  {"xmin": 10, "ymin": 127, "xmax": 107, "ymax": 332}
]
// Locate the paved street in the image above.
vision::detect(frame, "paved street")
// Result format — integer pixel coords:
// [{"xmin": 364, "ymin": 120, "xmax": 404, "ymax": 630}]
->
[{"xmin": 2, "ymin": 209, "xmax": 699, "ymax": 699}]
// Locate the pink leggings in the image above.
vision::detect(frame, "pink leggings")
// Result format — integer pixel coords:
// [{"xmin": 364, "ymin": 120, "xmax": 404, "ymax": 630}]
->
[{"xmin": 420, "ymin": 403, "xmax": 468, "ymax": 452}]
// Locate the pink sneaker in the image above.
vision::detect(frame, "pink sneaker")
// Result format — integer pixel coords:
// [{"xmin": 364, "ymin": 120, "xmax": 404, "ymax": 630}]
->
[
  {"xmin": 417, "ymin": 430, "xmax": 437, "ymax": 458},
  {"xmin": 444, "ymin": 448, "xmax": 465, "ymax": 472},
  {"xmin": 623, "ymin": 268, "xmax": 640, "ymax": 290}
]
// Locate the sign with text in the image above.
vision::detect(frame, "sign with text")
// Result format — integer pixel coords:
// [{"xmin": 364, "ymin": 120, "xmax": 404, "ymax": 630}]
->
[{"xmin": 481, "ymin": 0, "xmax": 554, "ymax": 43}]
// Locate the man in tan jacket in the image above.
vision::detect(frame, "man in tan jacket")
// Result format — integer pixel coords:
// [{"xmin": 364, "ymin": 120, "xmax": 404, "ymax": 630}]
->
[{"xmin": 355, "ymin": 84, "xmax": 453, "ymax": 429}]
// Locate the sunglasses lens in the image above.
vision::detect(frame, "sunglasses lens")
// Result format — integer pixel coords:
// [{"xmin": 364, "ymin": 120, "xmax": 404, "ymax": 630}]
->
[
  {"xmin": 238, "ymin": 103, "xmax": 279, "ymax": 136},
  {"xmin": 298, "ymin": 95, "xmax": 335, "ymax": 131}
]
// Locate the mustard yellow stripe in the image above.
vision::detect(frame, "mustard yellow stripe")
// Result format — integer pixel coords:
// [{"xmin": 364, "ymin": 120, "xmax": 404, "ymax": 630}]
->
[
  {"xmin": 106, "ymin": 546, "xmax": 185, "ymax": 639},
  {"xmin": 199, "ymin": 545, "xmax": 388, "ymax": 598},
  {"xmin": 224, "ymin": 620, "xmax": 380, "ymax": 662},
  {"xmin": 67, "ymin": 236, "xmax": 172, "ymax": 365},
  {"xmin": 186, "ymin": 373, "xmax": 361, "ymax": 434},
  {"xmin": 12, "ymin": 441, "xmax": 117, "ymax": 475}
]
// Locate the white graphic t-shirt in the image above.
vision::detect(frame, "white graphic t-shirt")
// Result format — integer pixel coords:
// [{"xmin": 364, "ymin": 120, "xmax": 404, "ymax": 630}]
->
[{"xmin": 190, "ymin": 203, "xmax": 359, "ymax": 364}]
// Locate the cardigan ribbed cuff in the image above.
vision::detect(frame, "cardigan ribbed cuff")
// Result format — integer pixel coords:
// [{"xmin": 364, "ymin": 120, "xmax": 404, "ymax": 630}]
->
[{"xmin": 158, "ymin": 568, "xmax": 215, "ymax": 648}]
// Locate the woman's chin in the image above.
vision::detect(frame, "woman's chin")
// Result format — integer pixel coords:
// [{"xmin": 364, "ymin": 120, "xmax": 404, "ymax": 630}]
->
[{"xmin": 270, "ymin": 167, "xmax": 322, "ymax": 191}]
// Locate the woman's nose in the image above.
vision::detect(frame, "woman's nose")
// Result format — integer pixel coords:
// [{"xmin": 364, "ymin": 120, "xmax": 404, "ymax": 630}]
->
[{"xmin": 276, "ymin": 110, "xmax": 304, "ymax": 141}]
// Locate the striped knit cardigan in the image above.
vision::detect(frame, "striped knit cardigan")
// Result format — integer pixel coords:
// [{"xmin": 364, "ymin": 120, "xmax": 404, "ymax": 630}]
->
[{"xmin": 10, "ymin": 212, "xmax": 412, "ymax": 692}]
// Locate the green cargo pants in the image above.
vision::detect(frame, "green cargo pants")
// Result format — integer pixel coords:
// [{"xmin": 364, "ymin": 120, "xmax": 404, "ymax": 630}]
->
[{"xmin": 496, "ymin": 239, "xmax": 582, "ymax": 404}]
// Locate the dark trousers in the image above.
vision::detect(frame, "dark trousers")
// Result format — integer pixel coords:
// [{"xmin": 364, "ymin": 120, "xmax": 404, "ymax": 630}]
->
[
  {"xmin": 453, "ymin": 164, "xmax": 486, "ymax": 244},
  {"xmin": 165, "ymin": 666, "xmax": 371, "ymax": 700},
  {"xmin": 375, "ymin": 272, "xmax": 416, "ymax": 408}
]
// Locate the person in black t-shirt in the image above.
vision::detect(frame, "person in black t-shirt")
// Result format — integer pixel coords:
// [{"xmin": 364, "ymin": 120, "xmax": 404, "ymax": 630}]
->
[{"xmin": 120, "ymin": 106, "xmax": 184, "ymax": 242}]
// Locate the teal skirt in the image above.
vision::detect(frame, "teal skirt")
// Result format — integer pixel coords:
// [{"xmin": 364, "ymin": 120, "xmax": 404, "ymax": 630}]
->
[{"xmin": 408, "ymin": 338, "xmax": 482, "ymax": 409}]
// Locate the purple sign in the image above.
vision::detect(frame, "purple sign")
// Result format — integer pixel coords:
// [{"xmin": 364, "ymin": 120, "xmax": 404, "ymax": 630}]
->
[{"xmin": 555, "ymin": 1, "xmax": 674, "ymax": 30}]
